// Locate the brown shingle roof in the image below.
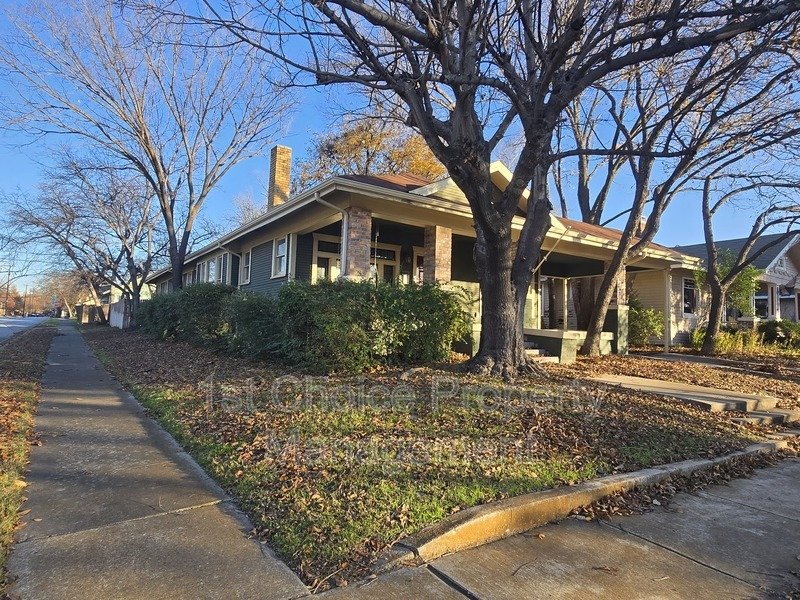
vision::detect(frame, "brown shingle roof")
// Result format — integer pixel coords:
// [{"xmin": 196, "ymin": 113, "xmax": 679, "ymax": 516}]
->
[
  {"xmin": 339, "ymin": 174, "xmax": 693, "ymax": 261},
  {"xmin": 339, "ymin": 173, "xmax": 432, "ymax": 192},
  {"xmin": 558, "ymin": 217, "xmax": 687, "ymax": 259}
]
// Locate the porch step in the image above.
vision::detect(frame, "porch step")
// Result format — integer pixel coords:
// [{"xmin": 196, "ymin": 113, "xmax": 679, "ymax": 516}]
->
[
  {"xmin": 527, "ymin": 354, "xmax": 559, "ymax": 364},
  {"xmin": 589, "ymin": 375, "xmax": 780, "ymax": 413},
  {"xmin": 732, "ymin": 409, "xmax": 800, "ymax": 426}
]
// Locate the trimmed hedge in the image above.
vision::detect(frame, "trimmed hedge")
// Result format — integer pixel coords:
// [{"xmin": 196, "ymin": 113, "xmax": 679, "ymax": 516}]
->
[{"xmin": 136, "ymin": 280, "xmax": 472, "ymax": 373}]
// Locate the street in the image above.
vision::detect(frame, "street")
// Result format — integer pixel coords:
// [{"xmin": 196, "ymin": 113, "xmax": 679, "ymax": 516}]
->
[{"xmin": 0, "ymin": 316, "xmax": 48, "ymax": 343}]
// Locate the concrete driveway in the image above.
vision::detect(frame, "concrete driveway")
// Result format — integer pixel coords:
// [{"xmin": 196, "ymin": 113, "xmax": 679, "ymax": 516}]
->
[{"xmin": 0, "ymin": 315, "xmax": 47, "ymax": 342}]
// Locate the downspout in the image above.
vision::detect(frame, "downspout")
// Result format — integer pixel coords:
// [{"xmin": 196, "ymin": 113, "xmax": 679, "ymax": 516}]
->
[{"xmin": 313, "ymin": 192, "xmax": 349, "ymax": 278}]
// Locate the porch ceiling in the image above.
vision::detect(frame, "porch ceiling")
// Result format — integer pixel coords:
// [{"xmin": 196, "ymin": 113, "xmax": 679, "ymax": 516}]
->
[{"xmin": 540, "ymin": 252, "xmax": 605, "ymax": 278}]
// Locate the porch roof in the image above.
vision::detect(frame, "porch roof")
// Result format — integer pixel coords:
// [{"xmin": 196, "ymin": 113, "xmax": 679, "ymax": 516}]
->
[{"xmin": 146, "ymin": 162, "xmax": 700, "ymax": 283}]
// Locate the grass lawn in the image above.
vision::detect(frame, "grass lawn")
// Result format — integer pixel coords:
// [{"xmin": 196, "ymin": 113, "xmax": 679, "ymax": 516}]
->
[
  {"xmin": 82, "ymin": 326, "xmax": 763, "ymax": 591},
  {"xmin": 0, "ymin": 323, "xmax": 58, "ymax": 586}
]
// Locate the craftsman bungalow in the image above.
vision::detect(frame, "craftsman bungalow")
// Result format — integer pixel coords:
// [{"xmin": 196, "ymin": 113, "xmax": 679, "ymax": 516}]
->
[
  {"xmin": 147, "ymin": 146, "xmax": 702, "ymax": 361},
  {"xmin": 675, "ymin": 233, "xmax": 800, "ymax": 323}
]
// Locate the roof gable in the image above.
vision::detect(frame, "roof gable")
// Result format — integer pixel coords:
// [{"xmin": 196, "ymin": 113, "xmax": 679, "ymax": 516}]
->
[{"xmin": 675, "ymin": 233, "xmax": 799, "ymax": 271}]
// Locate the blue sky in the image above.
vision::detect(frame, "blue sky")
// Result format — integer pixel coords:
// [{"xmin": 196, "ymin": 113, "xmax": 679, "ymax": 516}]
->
[{"xmin": 0, "ymin": 88, "xmax": 751, "ymax": 285}]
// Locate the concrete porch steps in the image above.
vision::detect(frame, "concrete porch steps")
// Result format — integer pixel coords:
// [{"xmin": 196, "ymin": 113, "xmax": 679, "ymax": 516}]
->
[
  {"xmin": 524, "ymin": 345, "xmax": 559, "ymax": 363},
  {"xmin": 732, "ymin": 408, "xmax": 800, "ymax": 426},
  {"xmin": 590, "ymin": 374, "xmax": 799, "ymax": 426}
]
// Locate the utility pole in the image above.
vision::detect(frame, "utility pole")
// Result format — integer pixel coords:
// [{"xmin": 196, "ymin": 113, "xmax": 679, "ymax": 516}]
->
[{"xmin": 22, "ymin": 284, "xmax": 28, "ymax": 317}]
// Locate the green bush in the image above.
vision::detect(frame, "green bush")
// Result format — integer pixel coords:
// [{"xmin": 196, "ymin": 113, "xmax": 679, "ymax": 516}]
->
[
  {"xmin": 137, "ymin": 280, "xmax": 472, "ymax": 374},
  {"xmin": 759, "ymin": 319, "xmax": 800, "ymax": 348},
  {"xmin": 690, "ymin": 324, "xmax": 762, "ymax": 354},
  {"xmin": 628, "ymin": 306, "xmax": 664, "ymax": 346},
  {"xmin": 223, "ymin": 292, "xmax": 280, "ymax": 358},
  {"xmin": 176, "ymin": 283, "xmax": 235, "ymax": 344},
  {"xmin": 135, "ymin": 283, "xmax": 234, "ymax": 344},
  {"xmin": 137, "ymin": 292, "xmax": 181, "ymax": 339},
  {"xmin": 690, "ymin": 325, "xmax": 706, "ymax": 350},
  {"xmin": 276, "ymin": 281, "xmax": 471, "ymax": 373}
]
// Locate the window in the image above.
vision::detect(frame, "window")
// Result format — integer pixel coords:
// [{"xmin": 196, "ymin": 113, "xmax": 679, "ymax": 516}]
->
[
  {"xmin": 197, "ymin": 261, "xmax": 206, "ymax": 283},
  {"xmin": 682, "ymin": 278, "xmax": 697, "ymax": 315},
  {"xmin": 272, "ymin": 236, "xmax": 288, "ymax": 278},
  {"xmin": 220, "ymin": 254, "xmax": 228, "ymax": 284},
  {"xmin": 241, "ymin": 250, "xmax": 251, "ymax": 284},
  {"xmin": 312, "ymin": 234, "xmax": 342, "ymax": 283},
  {"xmin": 207, "ymin": 258, "xmax": 217, "ymax": 283}
]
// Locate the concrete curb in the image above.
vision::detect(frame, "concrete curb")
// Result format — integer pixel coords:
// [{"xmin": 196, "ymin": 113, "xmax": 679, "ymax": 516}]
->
[{"xmin": 375, "ymin": 439, "xmax": 794, "ymax": 572}]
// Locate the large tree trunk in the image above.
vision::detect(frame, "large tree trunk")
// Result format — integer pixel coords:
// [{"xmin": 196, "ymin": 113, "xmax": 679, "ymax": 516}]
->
[
  {"xmin": 129, "ymin": 288, "xmax": 141, "ymax": 329},
  {"xmin": 572, "ymin": 278, "xmax": 596, "ymax": 330},
  {"xmin": 581, "ymin": 255, "xmax": 625, "ymax": 356},
  {"xmin": 170, "ymin": 252, "xmax": 184, "ymax": 291},
  {"xmin": 701, "ymin": 281, "xmax": 725, "ymax": 355},
  {"xmin": 465, "ymin": 168, "xmax": 552, "ymax": 379},
  {"xmin": 468, "ymin": 227, "xmax": 526, "ymax": 378}
]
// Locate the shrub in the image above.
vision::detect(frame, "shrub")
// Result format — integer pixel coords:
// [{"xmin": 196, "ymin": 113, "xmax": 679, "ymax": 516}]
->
[
  {"xmin": 690, "ymin": 323, "xmax": 762, "ymax": 354},
  {"xmin": 176, "ymin": 283, "xmax": 235, "ymax": 344},
  {"xmin": 135, "ymin": 283, "xmax": 234, "ymax": 344},
  {"xmin": 628, "ymin": 306, "xmax": 664, "ymax": 346},
  {"xmin": 275, "ymin": 280, "xmax": 472, "ymax": 372},
  {"xmin": 690, "ymin": 325, "xmax": 706, "ymax": 350},
  {"xmin": 136, "ymin": 293, "xmax": 181, "ymax": 339},
  {"xmin": 223, "ymin": 292, "xmax": 280, "ymax": 358},
  {"xmin": 627, "ymin": 292, "xmax": 664, "ymax": 346},
  {"xmin": 759, "ymin": 319, "xmax": 800, "ymax": 348},
  {"xmin": 138, "ymin": 280, "xmax": 471, "ymax": 373},
  {"xmin": 275, "ymin": 280, "xmax": 376, "ymax": 373}
]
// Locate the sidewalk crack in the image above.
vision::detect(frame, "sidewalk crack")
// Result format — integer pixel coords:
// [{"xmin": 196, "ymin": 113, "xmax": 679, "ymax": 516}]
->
[
  {"xmin": 16, "ymin": 499, "xmax": 227, "ymax": 545},
  {"xmin": 699, "ymin": 491, "xmax": 800, "ymax": 523}
]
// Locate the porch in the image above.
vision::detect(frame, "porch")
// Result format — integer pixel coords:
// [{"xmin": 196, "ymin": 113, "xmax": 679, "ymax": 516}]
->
[{"xmin": 292, "ymin": 204, "xmax": 640, "ymax": 363}]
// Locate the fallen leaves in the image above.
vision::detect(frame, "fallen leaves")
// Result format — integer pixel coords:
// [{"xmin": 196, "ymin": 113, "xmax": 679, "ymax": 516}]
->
[
  {"xmin": 81, "ymin": 325, "xmax": 766, "ymax": 592},
  {"xmin": 0, "ymin": 324, "xmax": 59, "ymax": 585}
]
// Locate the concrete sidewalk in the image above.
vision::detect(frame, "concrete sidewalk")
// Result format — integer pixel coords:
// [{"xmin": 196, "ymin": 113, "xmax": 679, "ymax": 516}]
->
[
  {"xmin": 326, "ymin": 458, "xmax": 800, "ymax": 599},
  {"xmin": 7, "ymin": 324, "xmax": 308, "ymax": 600}
]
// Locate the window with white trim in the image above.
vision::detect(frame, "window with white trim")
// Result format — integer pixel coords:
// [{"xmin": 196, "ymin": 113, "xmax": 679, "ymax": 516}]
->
[
  {"xmin": 241, "ymin": 250, "xmax": 251, "ymax": 284},
  {"xmin": 682, "ymin": 278, "xmax": 697, "ymax": 315},
  {"xmin": 207, "ymin": 258, "xmax": 217, "ymax": 283},
  {"xmin": 272, "ymin": 236, "xmax": 288, "ymax": 278}
]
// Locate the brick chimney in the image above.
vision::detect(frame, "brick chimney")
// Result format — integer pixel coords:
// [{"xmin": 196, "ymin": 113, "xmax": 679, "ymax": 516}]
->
[{"xmin": 267, "ymin": 145, "xmax": 292, "ymax": 209}]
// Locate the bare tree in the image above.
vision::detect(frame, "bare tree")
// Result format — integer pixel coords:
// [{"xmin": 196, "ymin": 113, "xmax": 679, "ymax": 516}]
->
[
  {"xmin": 228, "ymin": 191, "xmax": 269, "ymax": 228},
  {"xmin": 35, "ymin": 270, "xmax": 92, "ymax": 318},
  {"xmin": 141, "ymin": 0, "xmax": 800, "ymax": 377},
  {"xmin": 1, "ymin": 0, "xmax": 291, "ymax": 290},
  {"xmin": 5, "ymin": 155, "xmax": 164, "ymax": 323},
  {"xmin": 699, "ymin": 173, "xmax": 800, "ymax": 353},
  {"xmin": 562, "ymin": 34, "xmax": 800, "ymax": 355}
]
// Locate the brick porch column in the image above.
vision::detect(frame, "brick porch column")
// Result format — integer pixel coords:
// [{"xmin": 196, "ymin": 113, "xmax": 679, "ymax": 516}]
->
[
  {"xmin": 423, "ymin": 225, "xmax": 452, "ymax": 284},
  {"xmin": 345, "ymin": 207, "xmax": 372, "ymax": 280}
]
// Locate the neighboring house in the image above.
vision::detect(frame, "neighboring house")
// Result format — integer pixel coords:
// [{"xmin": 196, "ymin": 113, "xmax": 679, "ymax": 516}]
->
[
  {"xmin": 675, "ymin": 233, "xmax": 800, "ymax": 323},
  {"xmin": 147, "ymin": 145, "xmax": 701, "ymax": 359}
]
